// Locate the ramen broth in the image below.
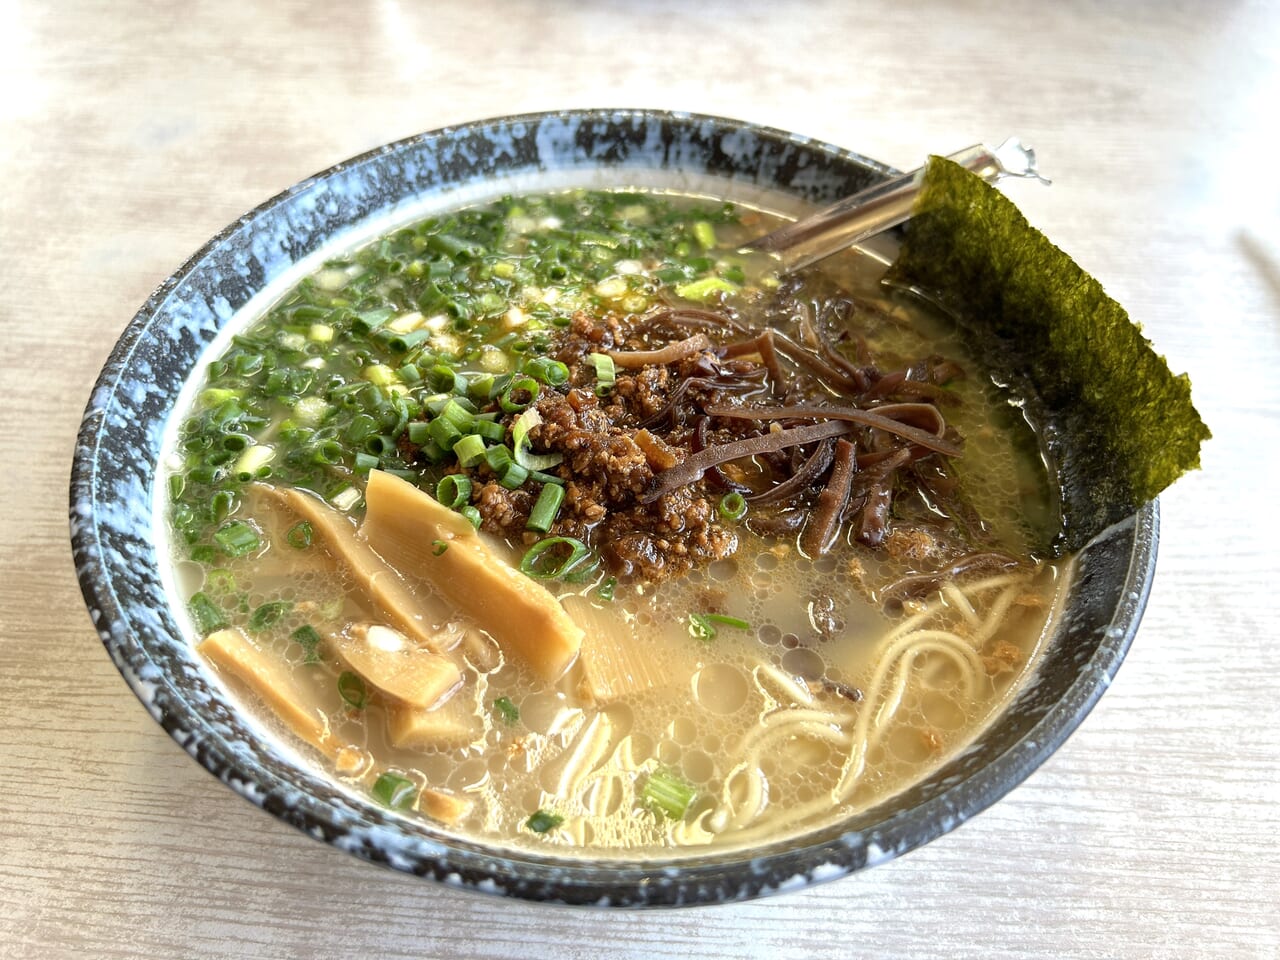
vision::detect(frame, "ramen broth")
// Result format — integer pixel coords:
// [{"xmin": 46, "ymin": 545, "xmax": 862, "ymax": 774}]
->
[{"xmin": 164, "ymin": 189, "xmax": 1066, "ymax": 853}]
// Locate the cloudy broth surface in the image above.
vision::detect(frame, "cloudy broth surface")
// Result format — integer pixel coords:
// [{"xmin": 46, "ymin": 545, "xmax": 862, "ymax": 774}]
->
[{"xmin": 164, "ymin": 189, "xmax": 1066, "ymax": 854}]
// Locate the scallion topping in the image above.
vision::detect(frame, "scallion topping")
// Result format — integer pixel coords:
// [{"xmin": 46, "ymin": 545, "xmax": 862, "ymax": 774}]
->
[
  {"xmin": 435, "ymin": 474, "xmax": 472, "ymax": 509},
  {"xmin": 371, "ymin": 772, "xmax": 417, "ymax": 810},
  {"xmin": 692, "ymin": 220, "xmax": 717, "ymax": 251},
  {"xmin": 641, "ymin": 769, "xmax": 696, "ymax": 819},
  {"xmin": 286, "ymin": 520, "xmax": 313, "ymax": 549},
  {"xmin": 588, "ymin": 352, "xmax": 616, "ymax": 396},
  {"xmin": 523, "ymin": 356, "xmax": 570, "ymax": 385},
  {"xmin": 352, "ymin": 307, "xmax": 394, "ymax": 334},
  {"xmin": 187, "ymin": 591, "xmax": 226, "ymax": 636},
  {"xmin": 213, "ymin": 520, "xmax": 259, "ymax": 558},
  {"xmin": 512, "ymin": 408, "xmax": 563, "ymax": 470},
  {"xmin": 205, "ymin": 569, "xmax": 236, "ymax": 594},
  {"xmin": 460, "ymin": 505, "xmax": 482, "ymax": 529},
  {"xmin": 431, "ymin": 539, "xmax": 449, "ymax": 557},
  {"xmin": 338, "ymin": 670, "xmax": 368, "ymax": 709},
  {"xmin": 520, "ymin": 537, "xmax": 591, "ymax": 580},
  {"xmin": 688, "ymin": 612, "xmax": 752, "ymax": 641},
  {"xmin": 675, "ymin": 276, "xmax": 738, "ymax": 301},
  {"xmin": 492, "ymin": 696, "xmax": 520, "ymax": 725},
  {"xmin": 290, "ymin": 624, "xmax": 322, "ymax": 663},
  {"xmin": 595, "ymin": 576, "xmax": 617, "ymax": 602},
  {"xmin": 249, "ymin": 600, "xmax": 292, "ymax": 631},
  {"xmin": 718, "ymin": 492, "xmax": 747, "ymax": 521},
  {"xmin": 499, "ymin": 375, "xmax": 540, "ymax": 414},
  {"xmin": 453, "ymin": 433, "xmax": 487, "ymax": 468},
  {"xmin": 526, "ymin": 482, "xmax": 565, "ymax": 533},
  {"xmin": 525, "ymin": 809, "xmax": 563, "ymax": 834}
]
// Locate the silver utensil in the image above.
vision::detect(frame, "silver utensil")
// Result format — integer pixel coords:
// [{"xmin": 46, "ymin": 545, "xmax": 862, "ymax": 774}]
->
[{"xmin": 746, "ymin": 138, "xmax": 1049, "ymax": 273}]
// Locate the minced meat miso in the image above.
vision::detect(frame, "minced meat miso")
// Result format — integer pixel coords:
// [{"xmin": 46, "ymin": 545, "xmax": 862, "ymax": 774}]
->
[{"xmin": 164, "ymin": 190, "xmax": 1068, "ymax": 853}]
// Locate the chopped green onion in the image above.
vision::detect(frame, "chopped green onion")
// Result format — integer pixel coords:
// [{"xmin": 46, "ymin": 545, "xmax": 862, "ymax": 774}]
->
[
  {"xmin": 492, "ymin": 696, "xmax": 520, "ymax": 725},
  {"xmin": 189, "ymin": 544, "xmax": 217, "ymax": 564},
  {"xmin": 718, "ymin": 492, "xmax": 747, "ymax": 521},
  {"xmin": 353, "ymin": 451, "xmax": 380, "ymax": 472},
  {"xmin": 337, "ymin": 671, "xmax": 368, "ymax": 709},
  {"xmin": 407, "ymin": 421, "xmax": 431, "ymax": 445},
  {"xmin": 249, "ymin": 600, "xmax": 292, "ymax": 631},
  {"xmin": 484, "ymin": 444, "xmax": 513, "ymax": 471},
  {"xmin": 512, "ymin": 408, "xmax": 563, "ymax": 470},
  {"xmin": 363, "ymin": 363, "xmax": 396, "ymax": 386},
  {"xmin": 529, "ymin": 469, "xmax": 563, "ymax": 486},
  {"xmin": 168, "ymin": 474, "xmax": 185, "ymax": 502},
  {"xmin": 205, "ymin": 569, "xmax": 236, "ymax": 594},
  {"xmin": 213, "ymin": 520, "xmax": 259, "ymax": 558},
  {"xmin": 431, "ymin": 539, "xmax": 449, "ymax": 557},
  {"xmin": 233, "ymin": 353, "xmax": 264, "ymax": 376},
  {"xmin": 595, "ymin": 576, "xmax": 617, "ymax": 602},
  {"xmin": 371, "ymin": 772, "xmax": 417, "ymax": 810},
  {"xmin": 365, "ymin": 435, "xmax": 397, "ymax": 456},
  {"xmin": 427, "ymin": 364, "xmax": 465, "ymax": 394},
  {"xmin": 525, "ymin": 809, "xmax": 563, "ymax": 834},
  {"xmin": 526, "ymin": 483, "xmax": 565, "ymax": 532},
  {"xmin": 523, "ymin": 356, "xmax": 570, "ymax": 385},
  {"xmin": 460, "ymin": 505, "xmax": 482, "ymax": 529},
  {"xmin": 435, "ymin": 474, "xmax": 472, "ymax": 508},
  {"xmin": 199, "ymin": 387, "xmax": 242, "ymax": 408},
  {"xmin": 438, "ymin": 398, "xmax": 476, "ymax": 431},
  {"xmin": 293, "ymin": 396, "xmax": 333, "ymax": 425},
  {"xmin": 425, "ymin": 416, "xmax": 462, "ymax": 450},
  {"xmin": 499, "ymin": 375, "xmax": 540, "ymax": 414},
  {"xmin": 641, "ymin": 769, "xmax": 696, "ymax": 819},
  {"xmin": 312, "ymin": 438, "xmax": 344, "ymax": 465},
  {"xmin": 427, "ymin": 232, "xmax": 482, "ymax": 261},
  {"xmin": 675, "ymin": 276, "xmax": 738, "ymax": 301},
  {"xmin": 588, "ymin": 352, "xmax": 616, "ymax": 396},
  {"xmin": 467, "ymin": 373, "xmax": 498, "ymax": 403},
  {"xmin": 210, "ymin": 489, "xmax": 236, "ymax": 523},
  {"xmin": 688, "ymin": 612, "xmax": 751, "ymax": 641},
  {"xmin": 520, "ymin": 537, "xmax": 591, "ymax": 580},
  {"xmin": 187, "ymin": 591, "xmax": 226, "ymax": 636},
  {"xmin": 290, "ymin": 624, "xmax": 322, "ymax": 663},
  {"xmin": 692, "ymin": 220, "xmax": 717, "ymax": 251},
  {"xmin": 234, "ymin": 442, "xmax": 276, "ymax": 481},
  {"xmin": 388, "ymin": 329, "xmax": 431, "ymax": 353},
  {"xmin": 453, "ymin": 433, "xmax": 487, "ymax": 468},
  {"xmin": 498, "ymin": 461, "xmax": 529, "ymax": 489},
  {"xmin": 287, "ymin": 521, "xmax": 313, "ymax": 549},
  {"xmin": 474, "ymin": 419, "xmax": 506, "ymax": 442},
  {"xmin": 352, "ymin": 307, "xmax": 394, "ymax": 334}
]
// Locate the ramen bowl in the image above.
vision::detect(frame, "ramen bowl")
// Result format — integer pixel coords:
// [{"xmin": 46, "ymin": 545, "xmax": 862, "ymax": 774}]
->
[{"xmin": 70, "ymin": 109, "xmax": 1156, "ymax": 907}]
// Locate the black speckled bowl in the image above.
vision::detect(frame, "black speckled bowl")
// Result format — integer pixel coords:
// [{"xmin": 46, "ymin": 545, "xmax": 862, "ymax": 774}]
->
[{"xmin": 70, "ymin": 109, "xmax": 1156, "ymax": 907}]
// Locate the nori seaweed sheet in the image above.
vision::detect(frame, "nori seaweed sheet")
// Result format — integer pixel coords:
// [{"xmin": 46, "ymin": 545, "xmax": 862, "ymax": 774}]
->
[{"xmin": 884, "ymin": 156, "xmax": 1210, "ymax": 553}]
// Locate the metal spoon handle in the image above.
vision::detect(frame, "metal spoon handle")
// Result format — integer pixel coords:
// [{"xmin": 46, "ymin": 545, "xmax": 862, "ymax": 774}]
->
[{"xmin": 746, "ymin": 137, "xmax": 1049, "ymax": 274}]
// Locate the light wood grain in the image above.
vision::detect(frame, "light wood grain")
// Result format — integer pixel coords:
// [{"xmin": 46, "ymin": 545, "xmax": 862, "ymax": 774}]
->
[{"xmin": 2, "ymin": 1, "xmax": 1278, "ymax": 957}]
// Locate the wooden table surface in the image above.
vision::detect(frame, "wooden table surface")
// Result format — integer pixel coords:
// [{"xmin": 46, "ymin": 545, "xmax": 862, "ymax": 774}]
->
[{"xmin": 2, "ymin": 1, "xmax": 1277, "ymax": 957}]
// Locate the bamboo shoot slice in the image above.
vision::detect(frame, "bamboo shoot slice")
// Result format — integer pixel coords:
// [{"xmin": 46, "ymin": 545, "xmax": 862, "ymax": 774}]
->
[
  {"xmin": 418, "ymin": 788, "xmax": 473, "ymax": 825},
  {"xmin": 254, "ymin": 484, "xmax": 456, "ymax": 654},
  {"xmin": 563, "ymin": 594, "xmax": 665, "ymax": 703},
  {"xmin": 198, "ymin": 627, "xmax": 337, "ymax": 757},
  {"xmin": 386, "ymin": 691, "xmax": 483, "ymax": 749},
  {"xmin": 361, "ymin": 470, "xmax": 584, "ymax": 682},
  {"xmin": 329, "ymin": 623, "xmax": 462, "ymax": 709}
]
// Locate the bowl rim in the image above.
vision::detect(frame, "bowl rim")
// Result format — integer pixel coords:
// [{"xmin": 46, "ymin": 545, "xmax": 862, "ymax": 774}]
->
[{"xmin": 70, "ymin": 107, "xmax": 1157, "ymax": 907}]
